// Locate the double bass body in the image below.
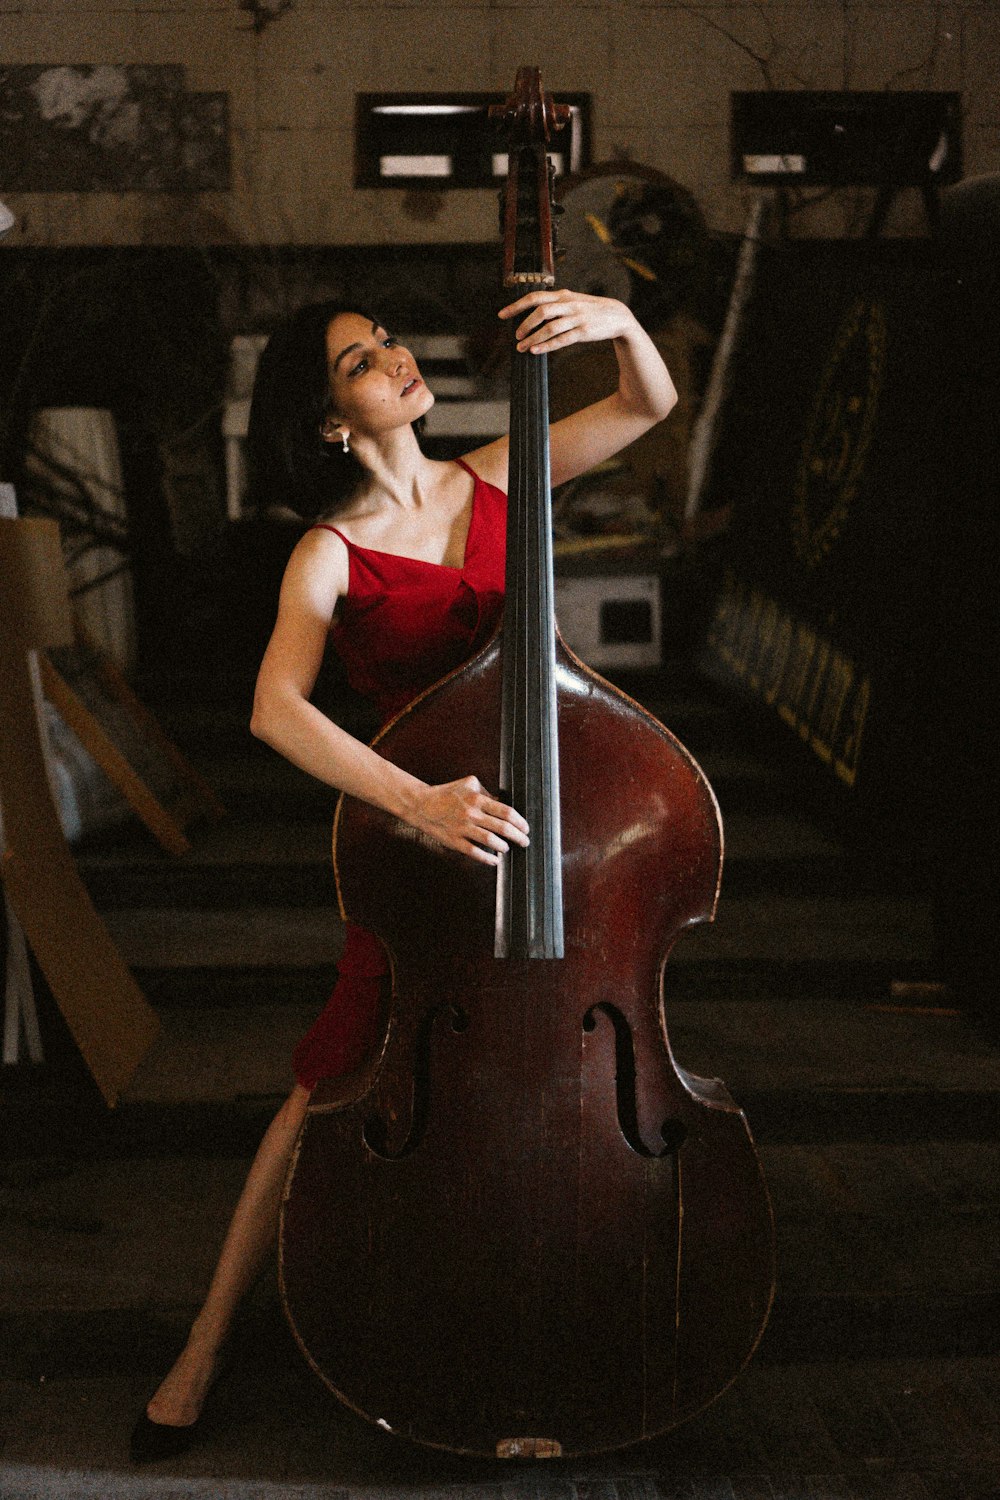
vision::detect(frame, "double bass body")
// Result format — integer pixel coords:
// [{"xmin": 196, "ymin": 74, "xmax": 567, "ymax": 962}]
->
[{"xmin": 280, "ymin": 631, "xmax": 775, "ymax": 1456}]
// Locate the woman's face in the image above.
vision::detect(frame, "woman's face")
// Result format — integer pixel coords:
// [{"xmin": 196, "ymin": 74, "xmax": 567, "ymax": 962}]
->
[{"xmin": 323, "ymin": 312, "xmax": 434, "ymax": 442}]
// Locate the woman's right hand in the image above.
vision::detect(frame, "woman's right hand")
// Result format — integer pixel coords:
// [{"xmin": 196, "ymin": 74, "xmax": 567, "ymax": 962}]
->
[{"xmin": 408, "ymin": 776, "xmax": 530, "ymax": 865}]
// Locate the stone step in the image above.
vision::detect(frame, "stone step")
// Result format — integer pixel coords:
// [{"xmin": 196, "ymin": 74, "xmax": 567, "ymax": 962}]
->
[
  {"xmin": 2, "ymin": 1137, "xmax": 998, "ymax": 1370},
  {"xmin": 146, "ymin": 672, "xmax": 784, "ymax": 814},
  {"xmin": 84, "ymin": 853, "xmax": 868, "ymax": 909},
  {"xmin": 100, "ymin": 997, "xmax": 994, "ymax": 1107},
  {"xmin": 153, "ymin": 684, "xmax": 753, "ymax": 763},
  {"xmin": 144, "ymin": 665, "xmax": 719, "ymax": 737},
  {"xmin": 185, "ymin": 756, "xmax": 803, "ymax": 828},
  {"xmin": 8, "ymin": 994, "xmax": 995, "ymax": 1158},
  {"xmin": 152, "ymin": 708, "xmax": 740, "ymax": 783},
  {"xmin": 4, "ymin": 1139, "xmax": 998, "ymax": 1312},
  {"xmin": 7, "ymin": 1078, "xmax": 998, "ymax": 1164},
  {"xmin": 77, "ymin": 819, "xmax": 338, "ymax": 911},
  {"xmin": 130, "ymin": 956, "xmax": 937, "ymax": 1012},
  {"xmin": 96, "ymin": 891, "xmax": 933, "ymax": 972},
  {"xmin": 0, "ymin": 1353, "xmax": 999, "ymax": 1495},
  {"xmin": 4, "ymin": 1280, "xmax": 998, "ymax": 1387},
  {"xmin": 76, "ymin": 810, "xmax": 848, "ymax": 910}
]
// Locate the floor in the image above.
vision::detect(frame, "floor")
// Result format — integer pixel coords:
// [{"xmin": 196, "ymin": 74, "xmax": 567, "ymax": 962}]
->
[{"xmin": 3, "ymin": 661, "xmax": 1000, "ymax": 1500}]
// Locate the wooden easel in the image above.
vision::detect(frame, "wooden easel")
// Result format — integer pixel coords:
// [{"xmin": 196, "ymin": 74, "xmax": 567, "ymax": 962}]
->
[
  {"xmin": 40, "ymin": 630, "xmax": 225, "ymax": 856},
  {"xmin": 0, "ymin": 504, "xmax": 159, "ymax": 1105}
]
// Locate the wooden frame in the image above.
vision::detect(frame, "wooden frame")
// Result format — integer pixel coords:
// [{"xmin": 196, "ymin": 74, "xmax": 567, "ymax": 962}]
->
[
  {"xmin": 0, "ymin": 516, "xmax": 159, "ymax": 1105},
  {"xmin": 40, "ymin": 628, "xmax": 225, "ymax": 856}
]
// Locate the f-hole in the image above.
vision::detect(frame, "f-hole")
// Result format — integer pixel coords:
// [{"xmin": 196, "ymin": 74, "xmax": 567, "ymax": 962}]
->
[
  {"xmin": 363, "ymin": 1003, "xmax": 469, "ymax": 1160},
  {"xmin": 583, "ymin": 1002, "xmax": 687, "ymax": 1158}
]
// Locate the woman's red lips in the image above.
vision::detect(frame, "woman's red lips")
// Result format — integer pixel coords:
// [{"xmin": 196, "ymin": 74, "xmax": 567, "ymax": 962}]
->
[{"xmin": 400, "ymin": 377, "xmax": 422, "ymax": 396}]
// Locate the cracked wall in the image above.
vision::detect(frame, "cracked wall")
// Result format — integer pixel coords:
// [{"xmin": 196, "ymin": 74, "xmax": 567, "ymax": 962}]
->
[{"xmin": 0, "ymin": 1, "xmax": 997, "ymax": 246}]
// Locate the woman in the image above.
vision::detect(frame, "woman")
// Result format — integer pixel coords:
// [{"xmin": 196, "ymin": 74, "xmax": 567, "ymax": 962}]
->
[{"xmin": 131, "ymin": 286, "xmax": 677, "ymax": 1461}]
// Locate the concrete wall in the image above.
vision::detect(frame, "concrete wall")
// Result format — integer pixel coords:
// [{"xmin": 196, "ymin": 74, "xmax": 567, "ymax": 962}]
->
[{"xmin": 0, "ymin": 1, "xmax": 997, "ymax": 247}]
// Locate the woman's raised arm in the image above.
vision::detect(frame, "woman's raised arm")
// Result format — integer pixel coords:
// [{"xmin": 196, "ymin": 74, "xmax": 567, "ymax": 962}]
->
[{"xmin": 463, "ymin": 289, "xmax": 677, "ymax": 490}]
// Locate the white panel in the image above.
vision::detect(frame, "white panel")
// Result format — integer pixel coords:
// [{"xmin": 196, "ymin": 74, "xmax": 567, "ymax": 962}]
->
[
  {"xmin": 374, "ymin": 104, "xmax": 478, "ymax": 116},
  {"xmin": 379, "ymin": 154, "xmax": 452, "ymax": 177},
  {"xmin": 554, "ymin": 574, "xmax": 661, "ymax": 670},
  {"xmin": 743, "ymin": 153, "xmax": 806, "ymax": 174}
]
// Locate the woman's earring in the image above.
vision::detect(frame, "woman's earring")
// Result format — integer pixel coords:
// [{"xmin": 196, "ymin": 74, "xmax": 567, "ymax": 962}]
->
[{"xmin": 341, "ymin": 432, "xmax": 350, "ymax": 454}]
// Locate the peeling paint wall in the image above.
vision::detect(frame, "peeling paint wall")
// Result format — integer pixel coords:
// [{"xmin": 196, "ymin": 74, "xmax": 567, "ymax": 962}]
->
[{"xmin": 0, "ymin": 1, "xmax": 997, "ymax": 246}]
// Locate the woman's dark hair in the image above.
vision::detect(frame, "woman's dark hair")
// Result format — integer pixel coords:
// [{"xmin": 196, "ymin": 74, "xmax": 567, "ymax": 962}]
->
[{"xmin": 245, "ymin": 300, "xmax": 375, "ymax": 521}]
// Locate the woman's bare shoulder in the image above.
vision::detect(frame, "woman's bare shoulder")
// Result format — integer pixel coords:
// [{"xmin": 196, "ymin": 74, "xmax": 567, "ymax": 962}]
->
[
  {"xmin": 457, "ymin": 442, "xmax": 508, "ymax": 491},
  {"xmin": 281, "ymin": 523, "xmax": 350, "ymax": 606}
]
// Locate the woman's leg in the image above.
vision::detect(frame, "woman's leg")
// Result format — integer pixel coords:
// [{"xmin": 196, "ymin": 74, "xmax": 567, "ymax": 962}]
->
[{"xmin": 145, "ymin": 1083, "xmax": 311, "ymax": 1426}]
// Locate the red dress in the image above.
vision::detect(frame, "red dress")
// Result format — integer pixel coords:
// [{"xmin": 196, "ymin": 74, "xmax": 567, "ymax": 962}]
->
[{"xmin": 292, "ymin": 459, "xmax": 506, "ymax": 1089}]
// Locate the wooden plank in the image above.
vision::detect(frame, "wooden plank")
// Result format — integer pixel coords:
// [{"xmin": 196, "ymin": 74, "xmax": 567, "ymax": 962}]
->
[
  {"xmin": 0, "ymin": 517, "xmax": 158, "ymax": 1104},
  {"xmin": 73, "ymin": 623, "xmax": 226, "ymax": 822},
  {"xmin": 41, "ymin": 626, "xmax": 225, "ymax": 856},
  {"xmin": 40, "ymin": 654, "xmax": 191, "ymax": 856}
]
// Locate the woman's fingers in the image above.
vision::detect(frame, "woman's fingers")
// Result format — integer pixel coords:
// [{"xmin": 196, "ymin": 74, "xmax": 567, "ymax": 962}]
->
[
  {"xmin": 515, "ymin": 304, "xmax": 579, "ymax": 341},
  {"xmin": 460, "ymin": 778, "xmax": 529, "ymax": 844},
  {"xmin": 499, "ymin": 288, "xmax": 633, "ymax": 350},
  {"xmin": 498, "ymin": 289, "xmax": 563, "ymax": 320},
  {"xmin": 459, "ymin": 817, "xmax": 511, "ymax": 866},
  {"xmin": 462, "ymin": 821, "xmax": 520, "ymax": 866},
  {"xmin": 501, "ymin": 290, "xmax": 581, "ymax": 340},
  {"xmin": 478, "ymin": 796, "xmax": 530, "ymax": 844},
  {"xmin": 463, "ymin": 841, "xmax": 502, "ymax": 867},
  {"xmin": 516, "ymin": 315, "xmax": 578, "ymax": 351},
  {"xmin": 413, "ymin": 778, "xmax": 529, "ymax": 864}
]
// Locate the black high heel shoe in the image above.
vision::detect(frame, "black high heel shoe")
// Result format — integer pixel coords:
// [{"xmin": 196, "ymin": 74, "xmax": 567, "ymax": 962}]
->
[
  {"xmin": 129, "ymin": 1353, "xmax": 229, "ymax": 1464},
  {"xmin": 129, "ymin": 1408, "xmax": 207, "ymax": 1464}
]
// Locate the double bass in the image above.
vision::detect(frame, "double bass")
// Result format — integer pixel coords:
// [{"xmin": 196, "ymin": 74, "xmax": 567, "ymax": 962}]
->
[{"xmin": 280, "ymin": 67, "xmax": 774, "ymax": 1457}]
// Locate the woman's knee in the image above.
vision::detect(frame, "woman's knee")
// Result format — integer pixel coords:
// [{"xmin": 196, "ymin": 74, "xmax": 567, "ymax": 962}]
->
[
  {"xmin": 262, "ymin": 1084, "xmax": 310, "ymax": 1149},
  {"xmin": 281, "ymin": 1083, "xmax": 311, "ymax": 1131}
]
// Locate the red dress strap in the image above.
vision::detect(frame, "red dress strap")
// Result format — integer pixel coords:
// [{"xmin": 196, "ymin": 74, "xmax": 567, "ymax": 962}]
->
[
  {"xmin": 310, "ymin": 523, "xmax": 350, "ymax": 543},
  {"xmin": 309, "ymin": 460, "xmax": 479, "ymax": 543}
]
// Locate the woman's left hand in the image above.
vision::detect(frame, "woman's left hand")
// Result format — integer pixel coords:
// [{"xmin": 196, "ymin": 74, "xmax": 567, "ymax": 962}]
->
[
  {"xmin": 498, "ymin": 289, "xmax": 636, "ymax": 356},
  {"xmin": 461, "ymin": 285, "xmax": 675, "ymax": 492}
]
